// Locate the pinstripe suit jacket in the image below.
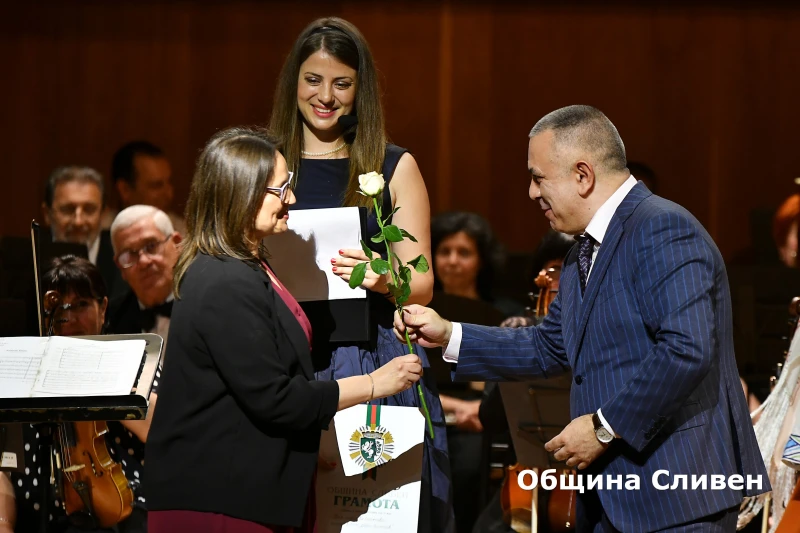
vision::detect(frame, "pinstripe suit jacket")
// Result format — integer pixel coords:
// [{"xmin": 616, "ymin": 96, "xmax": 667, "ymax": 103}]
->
[{"xmin": 455, "ymin": 183, "xmax": 769, "ymax": 531}]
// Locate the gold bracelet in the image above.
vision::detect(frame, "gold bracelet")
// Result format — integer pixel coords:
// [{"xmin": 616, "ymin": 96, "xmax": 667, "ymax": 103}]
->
[{"xmin": 367, "ymin": 373, "xmax": 375, "ymax": 401}]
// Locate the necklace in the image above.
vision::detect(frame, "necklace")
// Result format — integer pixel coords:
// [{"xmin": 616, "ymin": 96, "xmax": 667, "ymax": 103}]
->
[{"xmin": 301, "ymin": 143, "xmax": 347, "ymax": 157}]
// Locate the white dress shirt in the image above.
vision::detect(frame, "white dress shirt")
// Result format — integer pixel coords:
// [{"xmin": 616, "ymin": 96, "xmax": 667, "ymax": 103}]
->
[
  {"xmin": 87, "ymin": 234, "xmax": 100, "ymax": 265},
  {"xmin": 443, "ymin": 175, "xmax": 639, "ymax": 437}
]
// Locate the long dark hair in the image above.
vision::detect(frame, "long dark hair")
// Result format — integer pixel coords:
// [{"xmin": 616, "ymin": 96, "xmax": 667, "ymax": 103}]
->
[
  {"xmin": 269, "ymin": 17, "xmax": 386, "ymax": 209},
  {"xmin": 174, "ymin": 127, "xmax": 281, "ymax": 296},
  {"xmin": 431, "ymin": 211, "xmax": 505, "ymax": 302}
]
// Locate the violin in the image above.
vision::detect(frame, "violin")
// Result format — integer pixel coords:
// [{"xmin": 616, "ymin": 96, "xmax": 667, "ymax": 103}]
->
[
  {"xmin": 43, "ymin": 290, "xmax": 135, "ymax": 529},
  {"xmin": 500, "ymin": 266, "xmax": 576, "ymax": 532},
  {"xmin": 32, "ymin": 222, "xmax": 134, "ymax": 528}
]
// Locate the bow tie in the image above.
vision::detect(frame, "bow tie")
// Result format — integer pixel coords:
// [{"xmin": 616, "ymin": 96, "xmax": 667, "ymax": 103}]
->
[{"xmin": 141, "ymin": 300, "xmax": 173, "ymax": 332}]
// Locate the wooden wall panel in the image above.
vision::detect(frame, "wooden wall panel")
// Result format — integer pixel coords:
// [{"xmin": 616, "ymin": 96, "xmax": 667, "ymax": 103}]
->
[{"xmin": 1, "ymin": 1, "xmax": 800, "ymax": 263}]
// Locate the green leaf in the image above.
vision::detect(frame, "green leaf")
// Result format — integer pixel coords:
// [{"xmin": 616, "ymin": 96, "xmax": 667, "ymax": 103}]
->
[
  {"xmin": 360, "ymin": 240, "xmax": 374, "ymax": 260},
  {"xmin": 395, "ymin": 282, "xmax": 412, "ymax": 305},
  {"xmin": 349, "ymin": 262, "xmax": 367, "ymax": 289},
  {"xmin": 371, "ymin": 233, "xmax": 385, "ymax": 243},
  {"xmin": 398, "ymin": 265, "xmax": 411, "ymax": 284},
  {"xmin": 383, "ymin": 206, "xmax": 400, "ymax": 224},
  {"xmin": 370, "ymin": 258, "xmax": 391, "ymax": 275},
  {"xmin": 408, "ymin": 254, "xmax": 429, "ymax": 273},
  {"xmin": 383, "ymin": 225, "xmax": 403, "ymax": 242},
  {"xmin": 400, "ymin": 229, "xmax": 418, "ymax": 243},
  {"xmin": 385, "ymin": 283, "xmax": 403, "ymax": 299}
]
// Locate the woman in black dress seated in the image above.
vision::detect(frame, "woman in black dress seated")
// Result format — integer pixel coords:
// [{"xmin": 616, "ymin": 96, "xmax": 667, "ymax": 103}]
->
[
  {"xmin": 2, "ymin": 255, "xmax": 157, "ymax": 533},
  {"xmin": 145, "ymin": 127, "xmax": 423, "ymax": 533}
]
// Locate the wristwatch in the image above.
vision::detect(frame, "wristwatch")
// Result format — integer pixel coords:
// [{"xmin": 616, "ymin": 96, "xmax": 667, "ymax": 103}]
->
[{"xmin": 592, "ymin": 412, "xmax": 614, "ymax": 444}]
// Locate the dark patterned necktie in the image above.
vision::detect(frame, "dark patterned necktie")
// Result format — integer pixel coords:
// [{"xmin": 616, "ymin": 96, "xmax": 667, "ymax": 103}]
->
[{"xmin": 577, "ymin": 233, "xmax": 596, "ymax": 294}]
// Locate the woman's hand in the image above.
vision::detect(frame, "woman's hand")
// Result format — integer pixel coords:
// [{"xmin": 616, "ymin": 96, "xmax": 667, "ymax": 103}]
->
[
  {"xmin": 0, "ymin": 472, "xmax": 15, "ymax": 533},
  {"xmin": 500, "ymin": 315, "xmax": 534, "ymax": 328},
  {"xmin": 332, "ymin": 249, "xmax": 389, "ymax": 293},
  {"xmin": 371, "ymin": 354, "xmax": 423, "ymax": 398}
]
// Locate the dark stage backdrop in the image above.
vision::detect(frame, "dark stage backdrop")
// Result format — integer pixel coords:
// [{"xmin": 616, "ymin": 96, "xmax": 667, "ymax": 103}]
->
[{"xmin": 2, "ymin": 1, "xmax": 799, "ymax": 262}]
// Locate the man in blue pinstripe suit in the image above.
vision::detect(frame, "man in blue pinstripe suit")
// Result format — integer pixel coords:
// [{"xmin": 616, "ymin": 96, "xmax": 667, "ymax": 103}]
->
[{"xmin": 395, "ymin": 106, "xmax": 769, "ymax": 531}]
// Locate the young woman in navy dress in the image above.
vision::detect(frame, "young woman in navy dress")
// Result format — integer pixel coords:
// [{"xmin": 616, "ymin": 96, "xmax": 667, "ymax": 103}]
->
[{"xmin": 269, "ymin": 17, "xmax": 454, "ymax": 533}]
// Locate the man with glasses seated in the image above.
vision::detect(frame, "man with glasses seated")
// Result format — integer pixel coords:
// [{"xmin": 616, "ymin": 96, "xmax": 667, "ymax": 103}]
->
[{"xmin": 107, "ymin": 205, "xmax": 181, "ymax": 351}]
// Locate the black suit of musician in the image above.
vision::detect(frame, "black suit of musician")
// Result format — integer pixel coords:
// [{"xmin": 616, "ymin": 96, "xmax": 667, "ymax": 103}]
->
[
  {"xmin": 143, "ymin": 128, "xmax": 423, "ymax": 532},
  {"xmin": 105, "ymin": 289, "xmax": 172, "ymax": 335}
]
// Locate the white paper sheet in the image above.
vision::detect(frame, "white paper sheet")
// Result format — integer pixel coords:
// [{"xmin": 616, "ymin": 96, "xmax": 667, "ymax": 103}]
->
[
  {"xmin": 0, "ymin": 337, "xmax": 48, "ymax": 399},
  {"xmin": 316, "ymin": 405, "xmax": 424, "ymax": 533},
  {"xmin": 0, "ymin": 336, "xmax": 145, "ymax": 398},
  {"xmin": 265, "ymin": 207, "xmax": 367, "ymax": 302}
]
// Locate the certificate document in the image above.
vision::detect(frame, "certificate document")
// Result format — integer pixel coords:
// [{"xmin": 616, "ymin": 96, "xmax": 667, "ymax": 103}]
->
[
  {"xmin": 316, "ymin": 404, "xmax": 425, "ymax": 532},
  {"xmin": 266, "ymin": 207, "xmax": 367, "ymax": 302}
]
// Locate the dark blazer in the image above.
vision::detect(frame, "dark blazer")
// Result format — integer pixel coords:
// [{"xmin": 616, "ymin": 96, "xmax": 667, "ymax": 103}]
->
[
  {"xmin": 105, "ymin": 288, "xmax": 143, "ymax": 334},
  {"xmin": 453, "ymin": 183, "xmax": 770, "ymax": 532},
  {"xmin": 144, "ymin": 253, "xmax": 339, "ymax": 527},
  {"xmin": 96, "ymin": 230, "xmax": 127, "ymax": 300}
]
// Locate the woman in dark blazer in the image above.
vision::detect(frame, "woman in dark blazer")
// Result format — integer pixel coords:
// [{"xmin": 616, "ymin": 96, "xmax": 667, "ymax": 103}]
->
[{"xmin": 145, "ymin": 127, "xmax": 423, "ymax": 532}]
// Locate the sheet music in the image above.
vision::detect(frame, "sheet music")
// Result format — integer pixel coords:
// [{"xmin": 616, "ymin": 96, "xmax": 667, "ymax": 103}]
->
[
  {"xmin": 0, "ymin": 336, "xmax": 145, "ymax": 398},
  {"xmin": 0, "ymin": 337, "xmax": 48, "ymax": 398},
  {"xmin": 266, "ymin": 207, "xmax": 367, "ymax": 302}
]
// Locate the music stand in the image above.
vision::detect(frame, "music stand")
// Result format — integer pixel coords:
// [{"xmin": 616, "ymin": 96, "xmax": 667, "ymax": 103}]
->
[
  {"xmin": 0, "ymin": 333, "xmax": 163, "ymax": 533},
  {"xmin": 499, "ymin": 375, "xmax": 572, "ymax": 468},
  {"xmin": 499, "ymin": 375, "xmax": 572, "ymax": 529}
]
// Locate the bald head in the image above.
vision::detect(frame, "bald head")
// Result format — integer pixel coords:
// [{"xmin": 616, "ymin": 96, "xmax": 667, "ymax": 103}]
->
[{"xmin": 529, "ymin": 105, "xmax": 627, "ymax": 175}]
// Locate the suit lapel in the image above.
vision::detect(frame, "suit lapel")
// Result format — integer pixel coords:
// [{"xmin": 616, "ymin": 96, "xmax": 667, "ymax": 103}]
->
[
  {"xmin": 573, "ymin": 183, "xmax": 651, "ymax": 359},
  {"xmin": 560, "ymin": 245, "xmax": 581, "ymax": 361}
]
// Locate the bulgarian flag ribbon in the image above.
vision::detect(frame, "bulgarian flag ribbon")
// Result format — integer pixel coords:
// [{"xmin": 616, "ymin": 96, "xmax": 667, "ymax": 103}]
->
[
  {"xmin": 366, "ymin": 403, "xmax": 381, "ymax": 429},
  {"xmin": 362, "ymin": 404, "xmax": 381, "ymax": 480}
]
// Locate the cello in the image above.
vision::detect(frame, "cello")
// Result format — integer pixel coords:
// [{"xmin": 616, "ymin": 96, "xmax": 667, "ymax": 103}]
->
[
  {"xmin": 500, "ymin": 265, "xmax": 577, "ymax": 532},
  {"xmin": 31, "ymin": 222, "xmax": 134, "ymax": 529}
]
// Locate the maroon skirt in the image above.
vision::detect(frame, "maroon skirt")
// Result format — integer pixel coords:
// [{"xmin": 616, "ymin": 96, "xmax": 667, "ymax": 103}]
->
[
  {"xmin": 149, "ymin": 508, "xmax": 317, "ymax": 533},
  {"xmin": 149, "ymin": 475, "xmax": 317, "ymax": 533},
  {"xmin": 149, "ymin": 510, "xmax": 294, "ymax": 533}
]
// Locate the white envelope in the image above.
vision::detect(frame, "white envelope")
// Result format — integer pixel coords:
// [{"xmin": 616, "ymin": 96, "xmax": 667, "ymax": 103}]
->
[{"xmin": 266, "ymin": 207, "xmax": 367, "ymax": 302}]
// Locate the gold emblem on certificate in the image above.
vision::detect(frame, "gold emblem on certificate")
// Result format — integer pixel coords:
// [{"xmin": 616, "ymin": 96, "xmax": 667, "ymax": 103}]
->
[{"xmin": 349, "ymin": 404, "xmax": 394, "ymax": 470}]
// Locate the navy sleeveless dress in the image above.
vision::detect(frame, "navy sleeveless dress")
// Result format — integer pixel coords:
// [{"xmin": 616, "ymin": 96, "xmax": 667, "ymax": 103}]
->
[{"xmin": 291, "ymin": 145, "xmax": 455, "ymax": 533}]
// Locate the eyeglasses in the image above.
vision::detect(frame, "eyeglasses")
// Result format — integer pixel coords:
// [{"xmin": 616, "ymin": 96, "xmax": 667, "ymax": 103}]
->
[
  {"xmin": 51, "ymin": 298, "xmax": 103, "ymax": 316},
  {"xmin": 265, "ymin": 171, "xmax": 295, "ymax": 203},
  {"xmin": 117, "ymin": 235, "xmax": 171, "ymax": 269}
]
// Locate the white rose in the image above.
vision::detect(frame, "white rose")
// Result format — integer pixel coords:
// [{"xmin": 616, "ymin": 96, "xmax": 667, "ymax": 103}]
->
[{"xmin": 358, "ymin": 171, "xmax": 385, "ymax": 197}]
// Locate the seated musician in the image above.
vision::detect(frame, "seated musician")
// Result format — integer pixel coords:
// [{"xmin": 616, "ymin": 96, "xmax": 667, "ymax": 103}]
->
[
  {"xmin": 499, "ymin": 229, "xmax": 575, "ymax": 329},
  {"xmin": 5, "ymin": 255, "xmax": 157, "ymax": 533},
  {"xmin": 106, "ymin": 205, "xmax": 181, "ymax": 353},
  {"xmin": 428, "ymin": 211, "xmax": 512, "ymax": 533}
]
